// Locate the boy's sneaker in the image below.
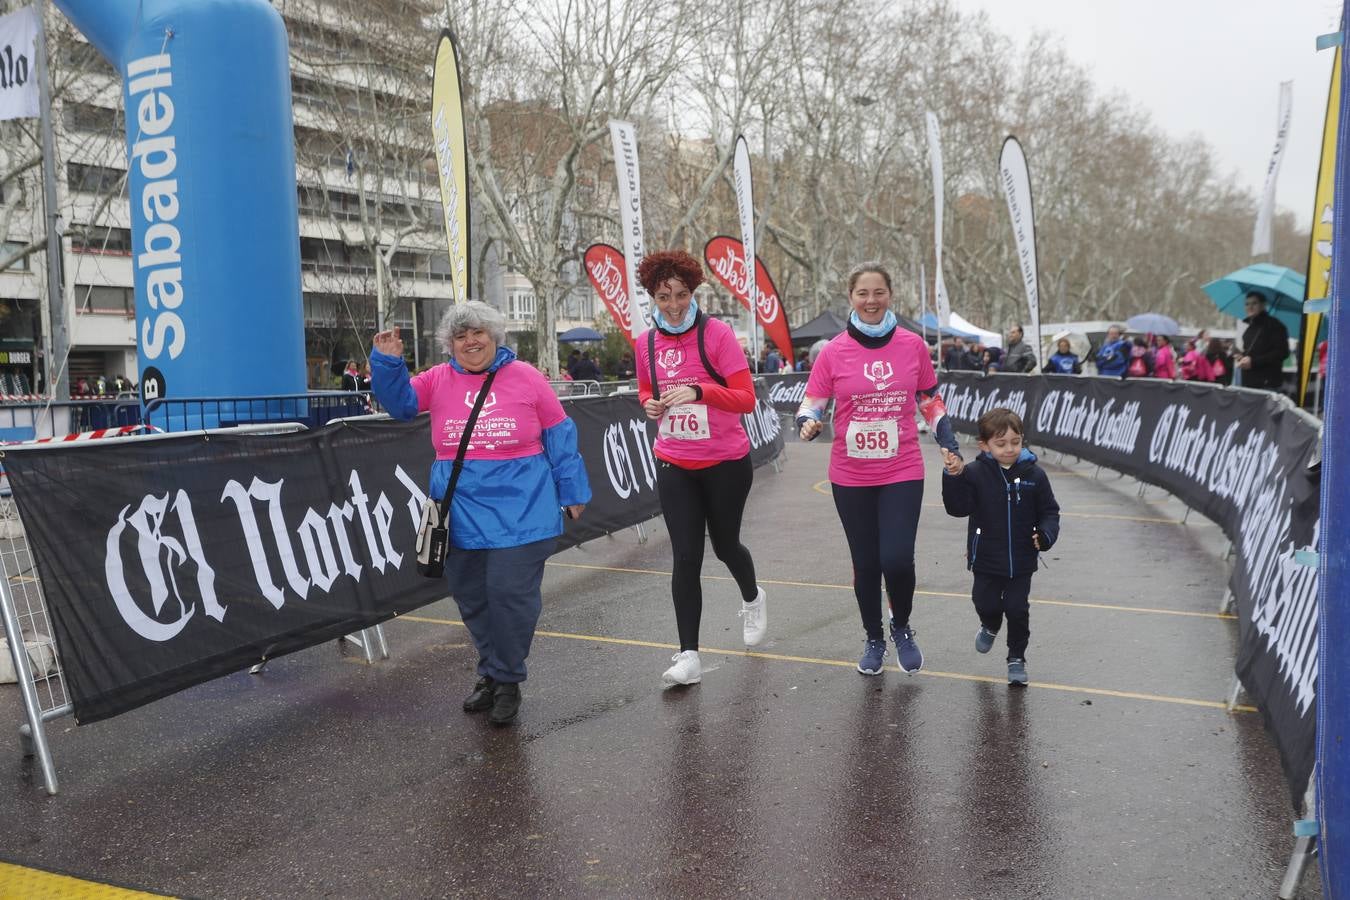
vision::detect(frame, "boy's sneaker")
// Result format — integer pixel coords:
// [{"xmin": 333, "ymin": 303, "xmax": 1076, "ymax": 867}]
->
[
  {"xmin": 890, "ymin": 621, "xmax": 924, "ymax": 674},
  {"xmin": 857, "ymin": 638, "xmax": 888, "ymax": 675},
  {"xmin": 662, "ymin": 650, "xmax": 702, "ymax": 686},
  {"xmin": 1008, "ymin": 658, "xmax": 1029, "ymax": 686},
  {"xmin": 740, "ymin": 587, "xmax": 768, "ymax": 647},
  {"xmin": 976, "ymin": 626, "xmax": 997, "ymax": 654}
]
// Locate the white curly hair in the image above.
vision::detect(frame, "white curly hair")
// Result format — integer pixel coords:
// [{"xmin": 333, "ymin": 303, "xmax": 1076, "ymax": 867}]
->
[{"xmin": 434, "ymin": 300, "xmax": 507, "ymax": 352}]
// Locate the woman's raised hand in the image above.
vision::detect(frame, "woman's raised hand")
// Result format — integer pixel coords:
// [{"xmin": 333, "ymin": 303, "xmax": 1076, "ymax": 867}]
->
[{"xmin": 373, "ymin": 328, "xmax": 403, "ymax": 357}]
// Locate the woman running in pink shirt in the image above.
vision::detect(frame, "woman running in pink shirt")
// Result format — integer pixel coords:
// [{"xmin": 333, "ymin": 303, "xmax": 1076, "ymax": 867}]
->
[
  {"xmin": 635, "ymin": 250, "xmax": 767, "ymax": 687},
  {"xmin": 796, "ymin": 262, "xmax": 961, "ymax": 676}
]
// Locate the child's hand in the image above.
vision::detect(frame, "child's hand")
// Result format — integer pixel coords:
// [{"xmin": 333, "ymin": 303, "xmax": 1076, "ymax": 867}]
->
[
  {"xmin": 1032, "ymin": 530, "xmax": 1043, "ymax": 551},
  {"xmin": 941, "ymin": 448, "xmax": 964, "ymax": 475},
  {"xmin": 799, "ymin": 419, "xmax": 823, "ymax": 442}
]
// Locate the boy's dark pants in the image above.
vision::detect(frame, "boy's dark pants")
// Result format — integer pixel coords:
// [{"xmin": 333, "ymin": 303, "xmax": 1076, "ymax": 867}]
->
[{"xmin": 972, "ymin": 572, "xmax": 1032, "ymax": 661}]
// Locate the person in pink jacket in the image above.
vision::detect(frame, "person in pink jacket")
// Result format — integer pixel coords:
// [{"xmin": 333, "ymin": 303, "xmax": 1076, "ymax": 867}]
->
[{"xmin": 1151, "ymin": 335, "xmax": 1177, "ymax": 380}]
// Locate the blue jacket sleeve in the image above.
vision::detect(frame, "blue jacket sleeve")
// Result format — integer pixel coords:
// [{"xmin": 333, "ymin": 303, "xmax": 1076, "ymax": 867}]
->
[
  {"xmin": 370, "ymin": 348, "xmax": 420, "ymax": 420},
  {"xmin": 941, "ymin": 468, "xmax": 976, "ymax": 517},
  {"xmin": 1036, "ymin": 468, "xmax": 1060, "ymax": 549},
  {"xmin": 542, "ymin": 417, "xmax": 592, "ymax": 507}
]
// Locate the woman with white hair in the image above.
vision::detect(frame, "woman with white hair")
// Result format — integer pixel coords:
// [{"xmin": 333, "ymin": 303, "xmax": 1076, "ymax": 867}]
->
[{"xmin": 370, "ymin": 301, "xmax": 591, "ymax": 725}]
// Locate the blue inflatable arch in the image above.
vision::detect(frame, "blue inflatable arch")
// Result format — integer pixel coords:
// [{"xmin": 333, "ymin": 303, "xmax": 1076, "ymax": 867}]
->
[{"xmin": 55, "ymin": 0, "xmax": 306, "ymax": 404}]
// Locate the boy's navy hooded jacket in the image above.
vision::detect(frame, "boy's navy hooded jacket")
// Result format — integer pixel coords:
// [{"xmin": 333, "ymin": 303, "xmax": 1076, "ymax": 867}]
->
[{"xmin": 942, "ymin": 449, "xmax": 1060, "ymax": 578}]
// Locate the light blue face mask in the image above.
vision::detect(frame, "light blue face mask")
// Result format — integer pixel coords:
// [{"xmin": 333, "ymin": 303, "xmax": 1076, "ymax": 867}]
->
[
  {"xmin": 850, "ymin": 309, "xmax": 897, "ymax": 338},
  {"xmin": 654, "ymin": 299, "xmax": 699, "ymax": 334}
]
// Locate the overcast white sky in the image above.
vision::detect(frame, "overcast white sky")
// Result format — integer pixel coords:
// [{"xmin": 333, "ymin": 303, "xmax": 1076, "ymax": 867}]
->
[{"xmin": 953, "ymin": 0, "xmax": 1340, "ymax": 230}]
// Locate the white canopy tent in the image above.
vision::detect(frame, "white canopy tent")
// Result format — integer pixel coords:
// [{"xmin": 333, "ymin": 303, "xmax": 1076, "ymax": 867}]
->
[{"xmin": 949, "ymin": 312, "xmax": 1002, "ymax": 348}]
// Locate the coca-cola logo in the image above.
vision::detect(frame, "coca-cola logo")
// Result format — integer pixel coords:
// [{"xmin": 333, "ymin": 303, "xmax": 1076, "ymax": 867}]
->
[
  {"xmin": 585, "ymin": 244, "xmax": 631, "ymax": 332},
  {"xmin": 704, "ymin": 237, "xmax": 781, "ymax": 326}
]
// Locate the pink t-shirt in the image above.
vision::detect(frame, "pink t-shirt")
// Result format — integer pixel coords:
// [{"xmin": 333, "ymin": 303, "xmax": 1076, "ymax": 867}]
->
[
  {"xmin": 635, "ymin": 316, "xmax": 751, "ymax": 464},
  {"xmin": 806, "ymin": 328, "xmax": 937, "ymax": 486},
  {"xmin": 1153, "ymin": 344, "xmax": 1176, "ymax": 380},
  {"xmin": 410, "ymin": 361, "xmax": 565, "ymax": 460}
]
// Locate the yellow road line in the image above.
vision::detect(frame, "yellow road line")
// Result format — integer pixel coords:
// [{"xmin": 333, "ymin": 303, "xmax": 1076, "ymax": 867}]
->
[
  {"xmin": 544, "ymin": 561, "xmax": 1237, "ymax": 621},
  {"xmin": 0, "ymin": 861, "xmax": 166, "ymax": 898},
  {"xmin": 398, "ymin": 615, "xmax": 1255, "ymax": 714}
]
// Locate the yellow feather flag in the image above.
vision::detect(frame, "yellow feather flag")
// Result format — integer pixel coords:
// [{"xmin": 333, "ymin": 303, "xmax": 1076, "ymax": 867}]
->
[
  {"xmin": 432, "ymin": 30, "xmax": 471, "ymax": 305},
  {"xmin": 1300, "ymin": 45, "xmax": 1340, "ymax": 406}
]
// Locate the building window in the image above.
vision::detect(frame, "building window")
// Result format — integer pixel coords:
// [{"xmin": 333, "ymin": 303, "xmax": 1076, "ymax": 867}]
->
[
  {"xmin": 62, "ymin": 102, "xmax": 123, "ymax": 133},
  {"xmin": 66, "ymin": 162, "xmax": 125, "ymax": 195},
  {"xmin": 508, "ymin": 292, "xmax": 536, "ymax": 321},
  {"xmin": 70, "ymin": 225, "xmax": 132, "ymax": 255},
  {"xmin": 76, "ymin": 284, "xmax": 133, "ymax": 315},
  {"xmin": 0, "ymin": 241, "xmax": 29, "ymax": 271}
]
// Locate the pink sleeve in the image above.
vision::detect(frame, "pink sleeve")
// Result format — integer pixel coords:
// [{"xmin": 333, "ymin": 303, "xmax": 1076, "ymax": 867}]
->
[
  {"xmin": 409, "ymin": 367, "xmax": 438, "ymax": 412},
  {"xmin": 710, "ymin": 322, "xmax": 750, "ymax": 377},
  {"xmin": 805, "ymin": 345, "xmax": 833, "ymax": 397},
  {"xmin": 533, "ymin": 368, "xmax": 567, "ymax": 428}
]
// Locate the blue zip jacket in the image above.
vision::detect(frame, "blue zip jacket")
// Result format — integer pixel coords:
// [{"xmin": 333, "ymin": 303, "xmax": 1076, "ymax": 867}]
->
[
  {"xmin": 371, "ymin": 346, "xmax": 591, "ymax": 550},
  {"xmin": 941, "ymin": 448, "xmax": 1060, "ymax": 578},
  {"xmin": 1095, "ymin": 338, "xmax": 1132, "ymax": 377}
]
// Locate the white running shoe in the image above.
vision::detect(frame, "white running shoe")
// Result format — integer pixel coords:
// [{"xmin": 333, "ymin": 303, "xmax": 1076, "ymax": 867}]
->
[
  {"xmin": 662, "ymin": 650, "xmax": 702, "ymax": 686},
  {"xmin": 740, "ymin": 587, "xmax": 768, "ymax": 647}
]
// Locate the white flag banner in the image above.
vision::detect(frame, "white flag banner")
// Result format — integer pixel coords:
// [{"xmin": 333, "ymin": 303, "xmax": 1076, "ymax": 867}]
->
[
  {"xmin": 609, "ymin": 120, "xmax": 651, "ymax": 338},
  {"xmin": 1252, "ymin": 81, "xmax": 1293, "ymax": 258},
  {"xmin": 733, "ymin": 135, "xmax": 757, "ymax": 357},
  {"xmin": 0, "ymin": 6, "xmax": 38, "ymax": 121},
  {"xmin": 999, "ymin": 136, "xmax": 1040, "ymax": 355},
  {"xmin": 926, "ymin": 112, "xmax": 951, "ymax": 327}
]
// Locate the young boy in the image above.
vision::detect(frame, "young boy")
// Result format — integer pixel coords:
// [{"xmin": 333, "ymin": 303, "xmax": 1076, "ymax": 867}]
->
[{"xmin": 940, "ymin": 408, "xmax": 1060, "ymax": 686}]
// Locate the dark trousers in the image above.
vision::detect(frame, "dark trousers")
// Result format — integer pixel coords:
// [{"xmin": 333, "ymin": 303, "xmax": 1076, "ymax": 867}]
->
[
  {"xmin": 445, "ymin": 537, "xmax": 555, "ymax": 683},
  {"xmin": 972, "ymin": 571, "xmax": 1032, "ymax": 661},
  {"xmin": 656, "ymin": 455, "xmax": 759, "ymax": 652},
  {"xmin": 831, "ymin": 480, "xmax": 923, "ymax": 640}
]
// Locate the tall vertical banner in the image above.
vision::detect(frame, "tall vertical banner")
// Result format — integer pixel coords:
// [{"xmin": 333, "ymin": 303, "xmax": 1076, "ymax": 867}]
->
[
  {"xmin": 0, "ymin": 6, "xmax": 38, "ymax": 121},
  {"xmin": 1320, "ymin": 5, "xmax": 1350, "ymax": 891},
  {"xmin": 1253, "ymin": 81, "xmax": 1294, "ymax": 258},
  {"xmin": 926, "ymin": 112, "xmax": 951, "ymax": 327},
  {"xmin": 432, "ymin": 29, "xmax": 471, "ymax": 305},
  {"xmin": 999, "ymin": 136, "xmax": 1041, "ymax": 357},
  {"xmin": 703, "ymin": 236, "xmax": 792, "ymax": 364},
  {"xmin": 583, "ymin": 242, "xmax": 634, "ymax": 346},
  {"xmin": 609, "ymin": 120, "xmax": 651, "ymax": 340},
  {"xmin": 1300, "ymin": 51, "xmax": 1339, "ymax": 406},
  {"xmin": 733, "ymin": 135, "xmax": 758, "ymax": 360}
]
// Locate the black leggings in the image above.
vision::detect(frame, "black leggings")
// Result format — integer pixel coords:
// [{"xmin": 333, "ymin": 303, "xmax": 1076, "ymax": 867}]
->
[
  {"xmin": 657, "ymin": 454, "xmax": 759, "ymax": 651},
  {"xmin": 831, "ymin": 480, "xmax": 923, "ymax": 640}
]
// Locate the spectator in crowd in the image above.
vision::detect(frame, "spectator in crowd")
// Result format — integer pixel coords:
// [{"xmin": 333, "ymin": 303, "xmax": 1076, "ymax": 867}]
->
[
  {"xmin": 571, "ymin": 351, "xmax": 603, "ymax": 381},
  {"xmin": 764, "ymin": 345, "xmax": 783, "ymax": 374},
  {"xmin": 566, "ymin": 350, "xmax": 582, "ymax": 378},
  {"xmin": 999, "ymin": 325, "xmax": 1038, "ymax": 373},
  {"xmin": 1151, "ymin": 335, "xmax": 1177, "ymax": 380},
  {"xmin": 1125, "ymin": 337, "xmax": 1154, "ymax": 378},
  {"xmin": 1043, "ymin": 338, "xmax": 1082, "ymax": 374},
  {"xmin": 808, "ymin": 338, "xmax": 829, "ymax": 367},
  {"xmin": 358, "ymin": 362, "xmax": 372, "ymax": 392},
  {"xmin": 1237, "ymin": 292, "xmax": 1290, "ymax": 392},
  {"xmin": 1179, "ymin": 340, "xmax": 1215, "ymax": 382},
  {"xmin": 982, "ymin": 346, "xmax": 1004, "ymax": 374},
  {"xmin": 1094, "ymin": 325, "xmax": 1132, "ymax": 378},
  {"xmin": 796, "ymin": 350, "xmax": 810, "ymax": 372},
  {"xmin": 341, "ymin": 359, "xmax": 361, "ymax": 391},
  {"xmin": 73, "ymin": 376, "xmax": 91, "ymax": 397},
  {"xmin": 944, "ymin": 336, "xmax": 980, "ymax": 371},
  {"xmin": 1207, "ymin": 339, "xmax": 1234, "ymax": 386},
  {"xmin": 614, "ymin": 352, "xmax": 636, "ymax": 380}
]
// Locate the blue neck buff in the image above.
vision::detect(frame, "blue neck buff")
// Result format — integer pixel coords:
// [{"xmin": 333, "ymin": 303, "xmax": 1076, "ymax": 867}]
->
[
  {"xmin": 654, "ymin": 300, "xmax": 699, "ymax": 334},
  {"xmin": 850, "ymin": 310, "xmax": 897, "ymax": 338}
]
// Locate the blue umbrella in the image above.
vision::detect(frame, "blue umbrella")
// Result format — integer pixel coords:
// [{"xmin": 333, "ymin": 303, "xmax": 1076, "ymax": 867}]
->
[
  {"xmin": 1201, "ymin": 263, "xmax": 1307, "ymax": 335},
  {"xmin": 558, "ymin": 326, "xmax": 604, "ymax": 343},
  {"xmin": 1126, "ymin": 313, "xmax": 1179, "ymax": 336}
]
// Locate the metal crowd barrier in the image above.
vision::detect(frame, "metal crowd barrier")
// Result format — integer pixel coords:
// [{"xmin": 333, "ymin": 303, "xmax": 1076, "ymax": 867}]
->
[{"xmin": 0, "ymin": 421, "xmax": 391, "ymax": 796}]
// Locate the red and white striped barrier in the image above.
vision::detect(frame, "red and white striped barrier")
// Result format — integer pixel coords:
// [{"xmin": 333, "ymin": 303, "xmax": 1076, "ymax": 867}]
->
[{"xmin": 7, "ymin": 424, "xmax": 163, "ymax": 446}]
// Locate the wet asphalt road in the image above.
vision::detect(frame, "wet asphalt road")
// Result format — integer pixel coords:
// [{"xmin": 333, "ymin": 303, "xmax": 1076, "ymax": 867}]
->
[{"xmin": 0, "ymin": 436, "xmax": 1318, "ymax": 898}]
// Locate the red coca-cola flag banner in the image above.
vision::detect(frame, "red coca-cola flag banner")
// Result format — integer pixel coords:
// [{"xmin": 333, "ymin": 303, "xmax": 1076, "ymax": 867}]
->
[
  {"xmin": 583, "ymin": 243, "xmax": 635, "ymax": 346},
  {"xmin": 703, "ymin": 236, "xmax": 793, "ymax": 364}
]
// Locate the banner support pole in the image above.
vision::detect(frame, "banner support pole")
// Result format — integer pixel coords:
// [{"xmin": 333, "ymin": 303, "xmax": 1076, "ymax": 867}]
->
[{"xmin": 0, "ymin": 569, "xmax": 59, "ymax": 794}]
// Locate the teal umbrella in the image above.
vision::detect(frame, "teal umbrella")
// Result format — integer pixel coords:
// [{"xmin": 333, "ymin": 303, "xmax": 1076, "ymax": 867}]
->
[{"xmin": 1201, "ymin": 263, "xmax": 1307, "ymax": 335}]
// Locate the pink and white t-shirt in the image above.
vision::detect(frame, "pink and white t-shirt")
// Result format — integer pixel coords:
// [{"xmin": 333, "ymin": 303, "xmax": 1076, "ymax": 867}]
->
[
  {"xmin": 805, "ymin": 328, "xmax": 937, "ymax": 486},
  {"xmin": 635, "ymin": 316, "xmax": 751, "ymax": 464},
  {"xmin": 410, "ymin": 361, "xmax": 565, "ymax": 460}
]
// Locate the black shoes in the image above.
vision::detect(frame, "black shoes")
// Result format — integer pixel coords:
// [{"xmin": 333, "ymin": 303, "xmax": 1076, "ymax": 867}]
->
[
  {"xmin": 488, "ymin": 682, "xmax": 521, "ymax": 726},
  {"xmin": 462, "ymin": 676, "xmax": 496, "ymax": 712}
]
